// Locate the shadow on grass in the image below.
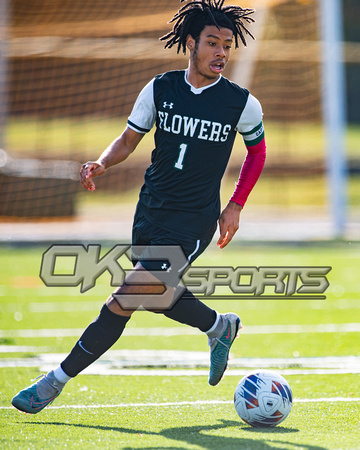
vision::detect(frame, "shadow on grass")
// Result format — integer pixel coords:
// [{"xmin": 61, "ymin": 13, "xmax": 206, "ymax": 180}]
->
[{"xmin": 23, "ymin": 419, "xmax": 328, "ymax": 450}]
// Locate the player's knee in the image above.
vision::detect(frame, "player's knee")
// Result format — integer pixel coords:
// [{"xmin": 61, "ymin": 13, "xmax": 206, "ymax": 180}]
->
[{"xmin": 105, "ymin": 297, "xmax": 134, "ymax": 317}]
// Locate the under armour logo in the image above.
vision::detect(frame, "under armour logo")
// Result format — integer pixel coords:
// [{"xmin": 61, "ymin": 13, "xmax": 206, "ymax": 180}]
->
[
  {"xmin": 161, "ymin": 263, "xmax": 172, "ymax": 273},
  {"xmin": 163, "ymin": 102, "xmax": 174, "ymax": 109}
]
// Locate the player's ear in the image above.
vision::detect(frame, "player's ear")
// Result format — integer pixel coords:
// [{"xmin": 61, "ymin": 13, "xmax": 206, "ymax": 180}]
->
[{"xmin": 186, "ymin": 34, "xmax": 195, "ymax": 52}]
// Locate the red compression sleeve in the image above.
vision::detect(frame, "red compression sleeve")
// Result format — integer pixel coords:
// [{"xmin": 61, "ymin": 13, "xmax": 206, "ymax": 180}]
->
[{"xmin": 229, "ymin": 137, "xmax": 266, "ymax": 207}]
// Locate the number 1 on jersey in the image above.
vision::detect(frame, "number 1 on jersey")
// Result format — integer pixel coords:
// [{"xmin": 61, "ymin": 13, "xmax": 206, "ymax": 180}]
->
[{"xmin": 174, "ymin": 143, "xmax": 188, "ymax": 170}]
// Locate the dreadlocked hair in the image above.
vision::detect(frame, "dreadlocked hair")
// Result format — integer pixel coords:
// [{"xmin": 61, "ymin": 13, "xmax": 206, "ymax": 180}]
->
[{"xmin": 160, "ymin": 0, "xmax": 255, "ymax": 54}]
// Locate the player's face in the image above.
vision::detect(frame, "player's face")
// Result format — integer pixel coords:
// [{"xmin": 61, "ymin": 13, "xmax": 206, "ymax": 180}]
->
[{"xmin": 187, "ymin": 25, "xmax": 233, "ymax": 86}]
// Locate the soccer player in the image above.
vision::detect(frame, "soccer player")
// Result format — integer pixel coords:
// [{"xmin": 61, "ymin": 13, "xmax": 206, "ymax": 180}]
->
[{"xmin": 12, "ymin": 0, "xmax": 266, "ymax": 414}]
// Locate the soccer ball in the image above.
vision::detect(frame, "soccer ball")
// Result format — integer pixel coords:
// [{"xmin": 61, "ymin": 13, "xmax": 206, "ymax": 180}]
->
[{"xmin": 234, "ymin": 370, "xmax": 293, "ymax": 427}]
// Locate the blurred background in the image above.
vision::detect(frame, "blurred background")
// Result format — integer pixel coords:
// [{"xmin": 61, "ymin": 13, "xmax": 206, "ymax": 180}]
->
[{"xmin": 0, "ymin": 0, "xmax": 359, "ymax": 243}]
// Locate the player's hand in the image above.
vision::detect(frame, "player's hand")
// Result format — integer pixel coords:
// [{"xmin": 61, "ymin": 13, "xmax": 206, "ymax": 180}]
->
[
  {"xmin": 217, "ymin": 201, "xmax": 243, "ymax": 249},
  {"xmin": 80, "ymin": 161, "xmax": 106, "ymax": 191}
]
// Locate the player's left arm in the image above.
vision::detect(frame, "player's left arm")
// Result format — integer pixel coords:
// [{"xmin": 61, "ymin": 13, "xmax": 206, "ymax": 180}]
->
[{"xmin": 217, "ymin": 94, "xmax": 266, "ymax": 249}]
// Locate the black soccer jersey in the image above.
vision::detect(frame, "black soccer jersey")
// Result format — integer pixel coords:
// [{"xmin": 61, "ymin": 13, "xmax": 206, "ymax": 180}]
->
[{"xmin": 128, "ymin": 70, "xmax": 264, "ymax": 239}]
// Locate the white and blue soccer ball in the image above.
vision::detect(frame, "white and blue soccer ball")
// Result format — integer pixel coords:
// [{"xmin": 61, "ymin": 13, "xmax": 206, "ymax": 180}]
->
[{"xmin": 234, "ymin": 370, "xmax": 293, "ymax": 427}]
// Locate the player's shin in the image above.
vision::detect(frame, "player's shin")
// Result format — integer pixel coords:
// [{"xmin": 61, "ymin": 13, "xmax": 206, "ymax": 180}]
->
[
  {"xmin": 60, "ymin": 303, "xmax": 130, "ymax": 378},
  {"xmin": 161, "ymin": 289, "xmax": 217, "ymax": 332}
]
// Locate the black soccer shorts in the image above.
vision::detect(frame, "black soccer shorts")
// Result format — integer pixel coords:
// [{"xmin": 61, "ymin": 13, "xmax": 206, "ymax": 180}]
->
[{"xmin": 131, "ymin": 205, "xmax": 215, "ymax": 287}]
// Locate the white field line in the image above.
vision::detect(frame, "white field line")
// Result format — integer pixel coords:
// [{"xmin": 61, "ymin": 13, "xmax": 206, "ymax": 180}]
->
[
  {"xmin": 2, "ymin": 298, "xmax": 360, "ymax": 313},
  {"xmin": 2, "ymin": 365, "xmax": 360, "ymax": 376},
  {"xmin": 1, "ymin": 352, "xmax": 360, "ymax": 374},
  {"xmin": 1, "ymin": 350, "xmax": 359, "ymax": 369},
  {"xmin": 0, "ymin": 301, "xmax": 102, "ymax": 313},
  {"xmin": 45, "ymin": 368, "xmax": 360, "ymax": 376},
  {"xmin": 0, "ymin": 346, "xmax": 50, "ymax": 353},
  {"xmin": 1, "ymin": 397, "xmax": 360, "ymax": 411},
  {"xmin": 1, "ymin": 323, "xmax": 360, "ymax": 338}
]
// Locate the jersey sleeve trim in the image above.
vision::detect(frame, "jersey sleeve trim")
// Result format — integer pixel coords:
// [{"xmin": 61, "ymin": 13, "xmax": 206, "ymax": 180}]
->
[
  {"xmin": 127, "ymin": 120, "xmax": 151, "ymax": 134},
  {"xmin": 241, "ymin": 121, "xmax": 265, "ymax": 146},
  {"xmin": 241, "ymin": 121, "xmax": 263, "ymax": 136},
  {"xmin": 127, "ymin": 78, "xmax": 156, "ymax": 134},
  {"xmin": 236, "ymin": 93, "xmax": 264, "ymax": 146}
]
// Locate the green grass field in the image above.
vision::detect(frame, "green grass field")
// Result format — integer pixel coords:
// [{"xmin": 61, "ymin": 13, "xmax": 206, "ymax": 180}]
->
[{"xmin": 1, "ymin": 243, "xmax": 360, "ymax": 449}]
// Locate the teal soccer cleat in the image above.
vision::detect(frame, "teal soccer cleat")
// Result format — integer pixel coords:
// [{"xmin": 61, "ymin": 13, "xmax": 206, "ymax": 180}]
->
[
  {"xmin": 11, "ymin": 371, "xmax": 65, "ymax": 414},
  {"xmin": 208, "ymin": 313, "xmax": 241, "ymax": 386}
]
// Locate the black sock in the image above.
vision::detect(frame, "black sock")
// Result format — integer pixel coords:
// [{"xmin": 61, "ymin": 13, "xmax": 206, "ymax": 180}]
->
[
  {"xmin": 61, "ymin": 304, "xmax": 130, "ymax": 378},
  {"xmin": 163, "ymin": 289, "xmax": 216, "ymax": 332}
]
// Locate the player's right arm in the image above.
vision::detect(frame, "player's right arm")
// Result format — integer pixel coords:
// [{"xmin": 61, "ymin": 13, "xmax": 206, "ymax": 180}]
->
[
  {"xmin": 80, "ymin": 127, "xmax": 144, "ymax": 191},
  {"xmin": 81, "ymin": 78, "xmax": 156, "ymax": 191}
]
